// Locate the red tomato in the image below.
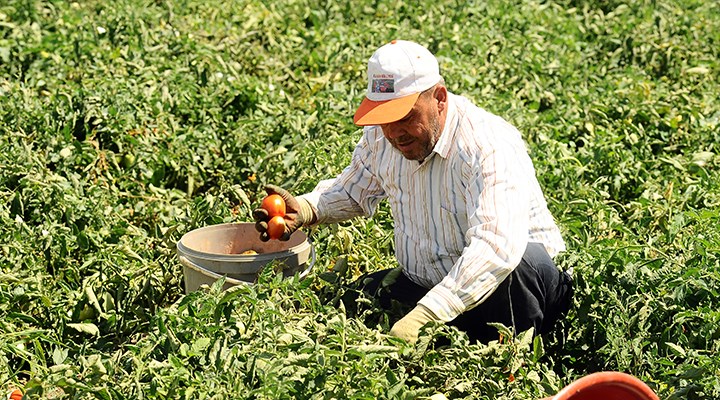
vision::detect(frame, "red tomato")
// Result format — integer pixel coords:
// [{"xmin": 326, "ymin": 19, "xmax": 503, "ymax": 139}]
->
[
  {"xmin": 267, "ymin": 215, "xmax": 286, "ymax": 240},
  {"xmin": 261, "ymin": 194, "xmax": 286, "ymax": 217},
  {"xmin": 9, "ymin": 389, "xmax": 23, "ymax": 400}
]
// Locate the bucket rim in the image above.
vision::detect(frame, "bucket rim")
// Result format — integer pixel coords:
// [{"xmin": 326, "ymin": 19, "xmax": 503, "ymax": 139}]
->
[
  {"xmin": 176, "ymin": 222, "xmax": 312, "ymax": 262},
  {"xmin": 550, "ymin": 371, "xmax": 659, "ymax": 400}
]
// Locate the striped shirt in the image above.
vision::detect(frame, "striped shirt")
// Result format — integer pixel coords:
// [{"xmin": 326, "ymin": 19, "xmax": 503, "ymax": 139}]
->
[{"xmin": 300, "ymin": 93, "xmax": 565, "ymax": 322}]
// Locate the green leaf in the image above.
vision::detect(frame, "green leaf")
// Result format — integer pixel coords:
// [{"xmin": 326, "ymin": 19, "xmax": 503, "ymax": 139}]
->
[
  {"xmin": 665, "ymin": 342, "xmax": 686, "ymax": 357},
  {"xmin": 191, "ymin": 337, "xmax": 212, "ymax": 354},
  {"xmin": 67, "ymin": 323, "xmax": 100, "ymax": 337}
]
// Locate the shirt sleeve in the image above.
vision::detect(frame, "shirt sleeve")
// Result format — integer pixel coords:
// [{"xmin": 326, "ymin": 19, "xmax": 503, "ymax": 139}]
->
[
  {"xmin": 417, "ymin": 119, "xmax": 532, "ymax": 322},
  {"xmin": 299, "ymin": 129, "xmax": 387, "ymax": 224}
]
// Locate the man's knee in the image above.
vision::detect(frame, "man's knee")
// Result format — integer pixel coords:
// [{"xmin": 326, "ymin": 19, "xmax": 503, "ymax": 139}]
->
[{"xmin": 514, "ymin": 243, "xmax": 573, "ymax": 334}]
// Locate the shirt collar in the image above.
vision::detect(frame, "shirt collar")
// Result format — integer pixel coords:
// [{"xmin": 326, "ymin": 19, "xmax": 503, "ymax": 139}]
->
[{"xmin": 431, "ymin": 93, "xmax": 457, "ymax": 160}]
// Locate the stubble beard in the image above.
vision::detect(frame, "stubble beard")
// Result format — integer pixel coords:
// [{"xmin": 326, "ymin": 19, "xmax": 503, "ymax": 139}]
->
[{"xmin": 413, "ymin": 113, "xmax": 442, "ymax": 162}]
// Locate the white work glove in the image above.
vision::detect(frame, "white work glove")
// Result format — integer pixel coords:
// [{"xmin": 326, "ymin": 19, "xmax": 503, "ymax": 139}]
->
[{"xmin": 389, "ymin": 304, "xmax": 439, "ymax": 343}]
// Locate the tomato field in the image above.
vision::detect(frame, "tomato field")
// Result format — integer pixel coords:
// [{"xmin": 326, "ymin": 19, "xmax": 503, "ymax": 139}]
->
[{"xmin": 1, "ymin": 0, "xmax": 719, "ymax": 398}]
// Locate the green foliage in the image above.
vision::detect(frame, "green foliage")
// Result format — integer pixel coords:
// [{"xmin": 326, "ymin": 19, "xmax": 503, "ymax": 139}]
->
[{"xmin": 1, "ymin": 0, "xmax": 719, "ymax": 398}]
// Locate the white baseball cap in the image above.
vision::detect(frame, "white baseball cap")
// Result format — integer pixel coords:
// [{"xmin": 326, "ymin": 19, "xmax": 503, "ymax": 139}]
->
[{"xmin": 353, "ymin": 40, "xmax": 442, "ymax": 126}]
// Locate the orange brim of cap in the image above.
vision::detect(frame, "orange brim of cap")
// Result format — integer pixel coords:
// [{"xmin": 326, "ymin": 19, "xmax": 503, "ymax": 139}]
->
[{"xmin": 353, "ymin": 93, "xmax": 421, "ymax": 126}]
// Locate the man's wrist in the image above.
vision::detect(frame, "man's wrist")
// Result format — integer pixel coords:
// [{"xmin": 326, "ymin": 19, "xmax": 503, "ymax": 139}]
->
[
  {"xmin": 419, "ymin": 285, "xmax": 467, "ymax": 322},
  {"xmin": 297, "ymin": 198, "xmax": 317, "ymax": 226},
  {"xmin": 413, "ymin": 303, "xmax": 438, "ymax": 322}
]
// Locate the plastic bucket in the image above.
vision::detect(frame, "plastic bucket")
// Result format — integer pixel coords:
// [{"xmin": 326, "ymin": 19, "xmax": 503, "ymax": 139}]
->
[
  {"xmin": 540, "ymin": 371, "xmax": 659, "ymax": 400},
  {"xmin": 176, "ymin": 222, "xmax": 315, "ymax": 293}
]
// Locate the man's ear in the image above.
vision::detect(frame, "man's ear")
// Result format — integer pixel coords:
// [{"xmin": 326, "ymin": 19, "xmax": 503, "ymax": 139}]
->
[{"xmin": 434, "ymin": 85, "xmax": 448, "ymax": 113}]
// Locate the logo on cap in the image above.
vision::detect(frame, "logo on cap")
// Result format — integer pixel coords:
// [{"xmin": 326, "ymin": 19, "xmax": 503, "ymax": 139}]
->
[{"xmin": 371, "ymin": 78, "xmax": 395, "ymax": 93}]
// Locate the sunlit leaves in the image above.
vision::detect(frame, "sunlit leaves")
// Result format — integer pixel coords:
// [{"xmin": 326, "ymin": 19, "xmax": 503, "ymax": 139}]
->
[{"xmin": 0, "ymin": 0, "xmax": 719, "ymax": 398}]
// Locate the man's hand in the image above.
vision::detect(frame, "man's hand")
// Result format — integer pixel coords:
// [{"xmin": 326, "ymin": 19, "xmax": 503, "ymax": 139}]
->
[
  {"xmin": 253, "ymin": 185, "xmax": 315, "ymax": 241},
  {"xmin": 389, "ymin": 304, "xmax": 438, "ymax": 343}
]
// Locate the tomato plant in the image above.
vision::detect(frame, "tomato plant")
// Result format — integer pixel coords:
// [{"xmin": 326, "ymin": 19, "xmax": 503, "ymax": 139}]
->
[{"xmin": 0, "ymin": 0, "xmax": 718, "ymax": 399}]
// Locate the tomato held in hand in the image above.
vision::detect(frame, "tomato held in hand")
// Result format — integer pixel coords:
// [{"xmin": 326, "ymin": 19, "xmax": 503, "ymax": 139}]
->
[
  {"xmin": 261, "ymin": 194, "xmax": 286, "ymax": 217},
  {"xmin": 267, "ymin": 215, "xmax": 286, "ymax": 240}
]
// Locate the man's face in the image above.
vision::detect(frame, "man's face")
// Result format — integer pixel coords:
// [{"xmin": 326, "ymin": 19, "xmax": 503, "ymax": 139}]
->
[{"xmin": 380, "ymin": 86, "xmax": 446, "ymax": 162}]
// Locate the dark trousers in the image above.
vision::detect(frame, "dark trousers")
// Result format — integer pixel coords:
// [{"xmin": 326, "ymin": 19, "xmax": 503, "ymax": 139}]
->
[{"xmin": 356, "ymin": 242, "xmax": 573, "ymax": 344}]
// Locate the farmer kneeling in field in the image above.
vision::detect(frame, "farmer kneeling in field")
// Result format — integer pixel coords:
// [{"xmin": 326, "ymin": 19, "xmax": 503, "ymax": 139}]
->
[{"xmin": 254, "ymin": 40, "xmax": 573, "ymax": 344}]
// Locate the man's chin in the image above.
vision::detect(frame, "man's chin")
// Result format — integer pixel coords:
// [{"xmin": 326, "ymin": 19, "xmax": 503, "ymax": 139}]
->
[
  {"xmin": 394, "ymin": 145, "xmax": 421, "ymax": 161},
  {"xmin": 401, "ymin": 151, "xmax": 428, "ymax": 162}
]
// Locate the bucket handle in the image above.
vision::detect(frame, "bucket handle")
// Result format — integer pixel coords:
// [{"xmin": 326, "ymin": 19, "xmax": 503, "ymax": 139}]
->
[
  {"xmin": 178, "ymin": 255, "xmax": 249, "ymax": 288},
  {"xmin": 298, "ymin": 244, "xmax": 316, "ymax": 280},
  {"xmin": 179, "ymin": 245, "xmax": 316, "ymax": 284}
]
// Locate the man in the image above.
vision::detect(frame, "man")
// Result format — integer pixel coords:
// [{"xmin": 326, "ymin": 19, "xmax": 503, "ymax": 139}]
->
[{"xmin": 254, "ymin": 40, "xmax": 573, "ymax": 344}]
